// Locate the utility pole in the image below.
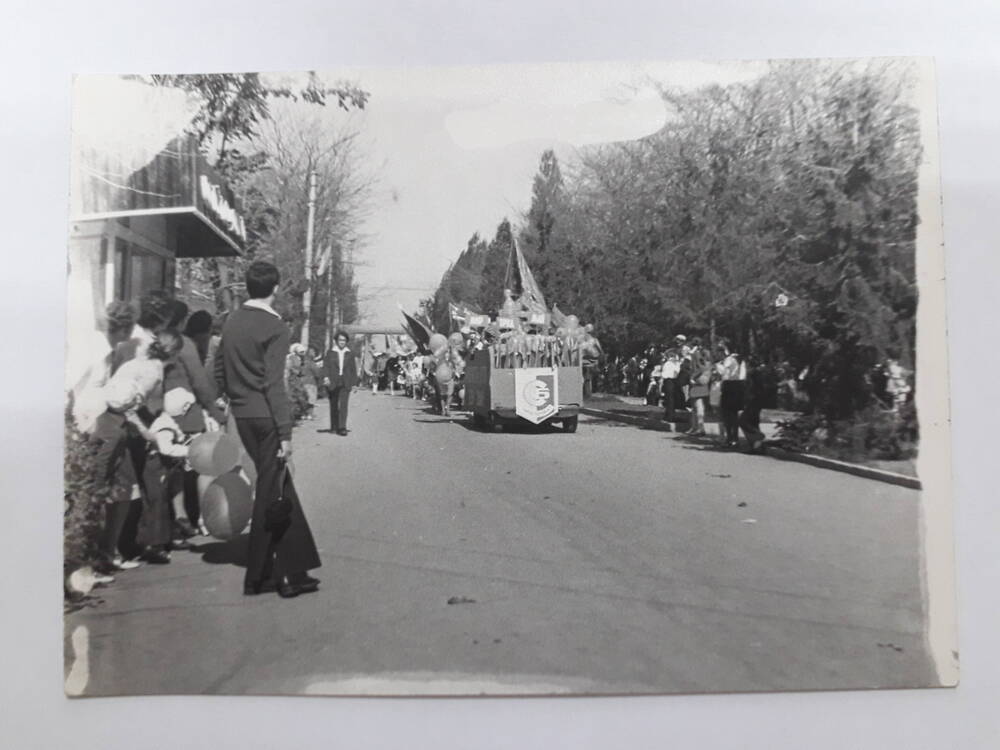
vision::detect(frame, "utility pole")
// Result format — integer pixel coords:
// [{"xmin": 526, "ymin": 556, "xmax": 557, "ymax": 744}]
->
[
  {"xmin": 324, "ymin": 247, "xmax": 336, "ymax": 351},
  {"xmin": 300, "ymin": 168, "xmax": 318, "ymax": 346}
]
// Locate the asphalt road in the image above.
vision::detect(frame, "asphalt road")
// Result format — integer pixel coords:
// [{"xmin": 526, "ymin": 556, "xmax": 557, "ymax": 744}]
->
[{"xmin": 65, "ymin": 391, "xmax": 937, "ymax": 696}]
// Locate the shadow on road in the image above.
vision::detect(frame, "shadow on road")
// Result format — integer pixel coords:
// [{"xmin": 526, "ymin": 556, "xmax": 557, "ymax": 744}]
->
[
  {"xmin": 193, "ymin": 535, "xmax": 250, "ymax": 568},
  {"xmin": 411, "ymin": 415, "xmax": 481, "ymax": 432}
]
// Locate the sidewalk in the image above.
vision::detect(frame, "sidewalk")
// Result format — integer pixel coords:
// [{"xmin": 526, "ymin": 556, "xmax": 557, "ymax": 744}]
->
[
  {"xmin": 582, "ymin": 394, "xmax": 920, "ymax": 490},
  {"xmin": 583, "ymin": 393, "xmax": 785, "ymax": 440}
]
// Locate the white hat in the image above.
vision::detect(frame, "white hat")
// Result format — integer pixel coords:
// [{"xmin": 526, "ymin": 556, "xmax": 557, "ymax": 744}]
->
[
  {"xmin": 164, "ymin": 387, "xmax": 196, "ymax": 418},
  {"xmin": 674, "ymin": 334, "xmax": 687, "ymax": 342}
]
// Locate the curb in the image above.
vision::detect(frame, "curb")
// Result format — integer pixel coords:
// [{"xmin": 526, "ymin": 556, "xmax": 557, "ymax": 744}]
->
[
  {"xmin": 580, "ymin": 406, "xmax": 675, "ymax": 432},
  {"xmin": 765, "ymin": 447, "xmax": 921, "ymax": 490},
  {"xmin": 580, "ymin": 406, "xmax": 922, "ymax": 491}
]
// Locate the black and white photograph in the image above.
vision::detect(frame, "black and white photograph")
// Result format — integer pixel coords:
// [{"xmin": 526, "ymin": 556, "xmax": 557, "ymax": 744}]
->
[{"xmin": 61, "ymin": 57, "xmax": 956, "ymax": 698}]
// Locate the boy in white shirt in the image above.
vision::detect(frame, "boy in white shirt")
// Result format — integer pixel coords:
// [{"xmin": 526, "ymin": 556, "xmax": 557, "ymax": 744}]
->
[{"xmin": 147, "ymin": 388, "xmax": 200, "ymax": 547}]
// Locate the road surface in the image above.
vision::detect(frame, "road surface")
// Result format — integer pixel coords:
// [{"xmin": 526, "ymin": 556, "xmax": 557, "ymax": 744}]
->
[{"xmin": 64, "ymin": 391, "xmax": 936, "ymax": 696}]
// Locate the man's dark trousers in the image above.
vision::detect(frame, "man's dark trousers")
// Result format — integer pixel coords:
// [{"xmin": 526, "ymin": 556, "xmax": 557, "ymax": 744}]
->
[
  {"xmin": 235, "ymin": 417, "xmax": 320, "ymax": 588},
  {"xmin": 328, "ymin": 385, "xmax": 351, "ymax": 432}
]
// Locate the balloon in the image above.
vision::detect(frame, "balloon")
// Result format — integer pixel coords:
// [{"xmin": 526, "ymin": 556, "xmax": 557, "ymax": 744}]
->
[
  {"xmin": 429, "ymin": 333, "xmax": 448, "ymax": 353},
  {"xmin": 435, "ymin": 362, "xmax": 454, "ymax": 382},
  {"xmin": 188, "ymin": 431, "xmax": 241, "ymax": 476},
  {"xmin": 565, "ymin": 314, "xmax": 579, "ymax": 330},
  {"xmin": 196, "ymin": 473, "xmax": 215, "ymax": 496},
  {"xmin": 200, "ymin": 468, "xmax": 253, "ymax": 540},
  {"xmin": 448, "ymin": 332, "xmax": 464, "ymax": 347}
]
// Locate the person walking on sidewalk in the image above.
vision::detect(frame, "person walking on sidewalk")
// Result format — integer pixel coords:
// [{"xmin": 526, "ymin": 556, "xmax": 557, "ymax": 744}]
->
[
  {"xmin": 323, "ymin": 330, "xmax": 358, "ymax": 436},
  {"xmin": 214, "ymin": 261, "xmax": 321, "ymax": 599},
  {"xmin": 739, "ymin": 355, "xmax": 768, "ymax": 453}
]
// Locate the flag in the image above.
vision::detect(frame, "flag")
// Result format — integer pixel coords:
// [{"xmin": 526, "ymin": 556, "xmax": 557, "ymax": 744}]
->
[
  {"xmin": 550, "ymin": 304, "xmax": 567, "ymax": 328},
  {"xmin": 398, "ymin": 305, "xmax": 432, "ymax": 353},
  {"xmin": 504, "ymin": 238, "xmax": 548, "ymax": 315}
]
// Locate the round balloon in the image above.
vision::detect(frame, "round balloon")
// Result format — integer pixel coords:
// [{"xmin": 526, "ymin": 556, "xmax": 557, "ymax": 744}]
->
[
  {"xmin": 200, "ymin": 469, "xmax": 254, "ymax": 540},
  {"xmin": 188, "ymin": 432, "xmax": 241, "ymax": 476},
  {"xmin": 448, "ymin": 331, "xmax": 464, "ymax": 347},
  {"xmin": 429, "ymin": 333, "xmax": 448, "ymax": 353},
  {"xmin": 434, "ymin": 361, "xmax": 454, "ymax": 382},
  {"xmin": 565, "ymin": 314, "xmax": 580, "ymax": 330}
]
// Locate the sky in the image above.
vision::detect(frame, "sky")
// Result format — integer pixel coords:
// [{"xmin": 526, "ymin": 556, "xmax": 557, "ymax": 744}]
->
[{"xmin": 298, "ymin": 60, "xmax": 766, "ymax": 328}]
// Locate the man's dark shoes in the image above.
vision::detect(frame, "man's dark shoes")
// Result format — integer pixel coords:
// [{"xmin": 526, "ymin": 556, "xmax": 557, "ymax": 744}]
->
[
  {"xmin": 276, "ymin": 576, "xmax": 301, "ymax": 598},
  {"xmin": 244, "ymin": 579, "xmax": 277, "ymax": 596},
  {"xmin": 141, "ymin": 546, "xmax": 171, "ymax": 564},
  {"xmin": 337, "ymin": 429, "xmax": 347, "ymax": 436},
  {"xmin": 296, "ymin": 574, "xmax": 320, "ymax": 592},
  {"xmin": 276, "ymin": 573, "xmax": 320, "ymax": 598}
]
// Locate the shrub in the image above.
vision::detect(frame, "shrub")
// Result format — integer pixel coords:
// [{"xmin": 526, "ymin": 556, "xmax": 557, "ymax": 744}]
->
[
  {"xmin": 776, "ymin": 400, "xmax": 918, "ymax": 462},
  {"xmin": 63, "ymin": 398, "xmax": 110, "ymax": 573}
]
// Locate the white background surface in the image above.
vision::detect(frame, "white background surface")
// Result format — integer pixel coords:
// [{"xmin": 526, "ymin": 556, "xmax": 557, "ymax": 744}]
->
[{"xmin": 1, "ymin": 1, "xmax": 997, "ymax": 747}]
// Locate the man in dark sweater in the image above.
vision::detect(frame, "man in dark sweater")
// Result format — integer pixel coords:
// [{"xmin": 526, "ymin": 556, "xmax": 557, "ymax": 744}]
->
[{"xmin": 214, "ymin": 261, "xmax": 321, "ymax": 598}]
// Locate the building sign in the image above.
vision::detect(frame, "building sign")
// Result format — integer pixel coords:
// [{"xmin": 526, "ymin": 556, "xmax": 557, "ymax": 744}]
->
[
  {"xmin": 199, "ymin": 174, "xmax": 247, "ymax": 243},
  {"xmin": 71, "ymin": 134, "xmax": 245, "ymax": 257},
  {"xmin": 514, "ymin": 367, "xmax": 559, "ymax": 424}
]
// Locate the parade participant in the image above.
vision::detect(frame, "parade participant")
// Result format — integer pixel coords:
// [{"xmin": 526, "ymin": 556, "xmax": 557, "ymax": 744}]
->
[
  {"xmin": 323, "ymin": 330, "xmax": 359, "ymax": 436},
  {"xmin": 660, "ymin": 345, "xmax": 682, "ymax": 428},
  {"xmin": 580, "ymin": 324, "xmax": 602, "ymax": 398},
  {"xmin": 716, "ymin": 343, "xmax": 747, "ymax": 447},
  {"xmin": 685, "ymin": 338, "xmax": 711, "ymax": 436},
  {"xmin": 739, "ymin": 355, "xmax": 768, "ymax": 453},
  {"xmin": 215, "ymin": 261, "xmax": 321, "ymax": 598},
  {"xmin": 646, "ymin": 355, "xmax": 662, "ymax": 405}
]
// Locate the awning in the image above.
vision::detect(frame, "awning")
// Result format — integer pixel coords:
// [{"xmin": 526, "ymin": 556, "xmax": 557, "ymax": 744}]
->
[{"xmin": 70, "ymin": 75, "xmax": 245, "ymax": 257}]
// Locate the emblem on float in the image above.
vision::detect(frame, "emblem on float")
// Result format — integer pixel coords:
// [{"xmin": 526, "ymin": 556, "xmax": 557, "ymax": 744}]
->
[{"xmin": 514, "ymin": 367, "xmax": 559, "ymax": 424}]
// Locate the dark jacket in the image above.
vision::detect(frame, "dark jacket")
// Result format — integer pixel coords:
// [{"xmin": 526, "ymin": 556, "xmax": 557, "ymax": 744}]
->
[
  {"xmin": 323, "ymin": 346, "xmax": 359, "ymax": 389},
  {"xmin": 214, "ymin": 304, "xmax": 294, "ymax": 440},
  {"xmin": 163, "ymin": 335, "xmax": 225, "ymax": 433}
]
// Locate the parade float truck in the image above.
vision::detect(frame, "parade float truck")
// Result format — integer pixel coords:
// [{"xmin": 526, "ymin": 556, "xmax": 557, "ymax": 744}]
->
[{"xmin": 463, "ymin": 315, "xmax": 584, "ymax": 433}]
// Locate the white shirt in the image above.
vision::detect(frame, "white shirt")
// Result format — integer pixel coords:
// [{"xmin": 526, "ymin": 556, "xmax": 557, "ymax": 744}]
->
[
  {"xmin": 331, "ymin": 346, "xmax": 349, "ymax": 376},
  {"xmin": 660, "ymin": 357, "xmax": 681, "ymax": 379},
  {"xmin": 104, "ymin": 358, "xmax": 165, "ymax": 412},
  {"xmin": 243, "ymin": 299, "xmax": 280, "ymax": 318},
  {"xmin": 149, "ymin": 412, "xmax": 190, "ymax": 458},
  {"xmin": 718, "ymin": 354, "xmax": 747, "ymax": 381}
]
